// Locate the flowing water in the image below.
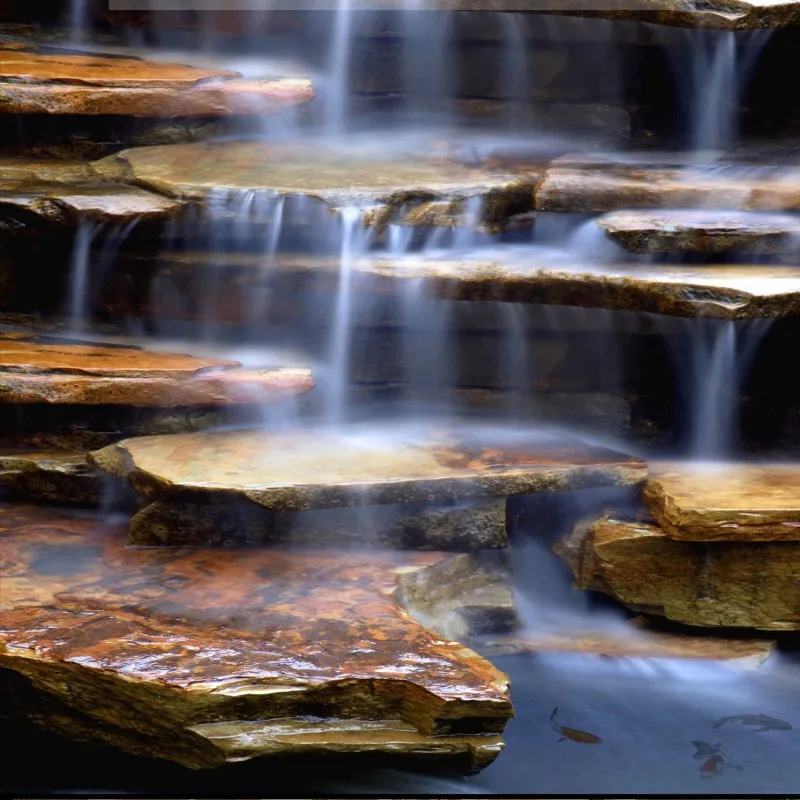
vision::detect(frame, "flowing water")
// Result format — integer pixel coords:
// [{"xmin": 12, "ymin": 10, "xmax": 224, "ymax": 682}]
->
[{"xmin": 23, "ymin": 5, "xmax": 800, "ymax": 795}]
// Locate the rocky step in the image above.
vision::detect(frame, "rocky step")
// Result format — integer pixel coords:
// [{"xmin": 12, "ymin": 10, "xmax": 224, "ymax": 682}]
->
[
  {"xmin": 596, "ymin": 209, "xmax": 800, "ymax": 254},
  {"xmin": 555, "ymin": 514, "xmax": 800, "ymax": 631},
  {"xmin": 643, "ymin": 462, "xmax": 800, "ymax": 541},
  {"xmin": 105, "ymin": 250, "xmax": 800, "ymax": 321},
  {"xmin": 536, "ymin": 155, "xmax": 800, "ymax": 213},
  {"xmin": 0, "ymin": 43, "xmax": 314, "ymax": 117},
  {"xmin": 0, "ymin": 332, "xmax": 313, "ymax": 406},
  {"xmin": 0, "ymin": 502, "xmax": 513, "ymax": 771},
  {"xmin": 474, "ymin": 619, "xmax": 776, "ymax": 669},
  {"xmin": 89, "ymin": 425, "xmax": 646, "ymax": 547},
  {"xmin": 92, "ymin": 138, "xmax": 542, "ymax": 232},
  {"xmin": 0, "ymin": 448, "xmax": 104, "ymax": 504}
]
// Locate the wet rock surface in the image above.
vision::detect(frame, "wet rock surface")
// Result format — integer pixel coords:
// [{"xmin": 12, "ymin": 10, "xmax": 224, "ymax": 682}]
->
[
  {"xmin": 93, "ymin": 139, "xmax": 541, "ymax": 230},
  {"xmin": 556, "ymin": 515, "xmax": 800, "ymax": 630},
  {"xmin": 0, "ymin": 43, "xmax": 314, "ymax": 116},
  {"xmin": 0, "ymin": 503, "xmax": 512, "ymax": 770},
  {"xmin": 0, "ymin": 333, "xmax": 313, "ymax": 406},
  {"xmin": 108, "ymin": 250, "xmax": 800, "ymax": 321},
  {"xmin": 90, "ymin": 425, "xmax": 647, "ymax": 512},
  {"xmin": 596, "ymin": 209, "xmax": 800, "ymax": 254},
  {"xmin": 0, "ymin": 448, "xmax": 104, "ymax": 503},
  {"xmin": 644, "ymin": 462, "xmax": 800, "ymax": 541}
]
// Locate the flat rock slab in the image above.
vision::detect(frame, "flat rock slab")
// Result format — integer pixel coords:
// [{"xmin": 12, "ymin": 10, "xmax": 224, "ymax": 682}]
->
[
  {"xmin": 0, "ymin": 333, "xmax": 313, "ymax": 406},
  {"xmin": 596, "ymin": 209, "xmax": 800, "ymax": 254},
  {"xmin": 0, "ymin": 448, "xmax": 103, "ymax": 504},
  {"xmin": 536, "ymin": 160, "xmax": 800, "ymax": 213},
  {"xmin": 90, "ymin": 424, "xmax": 647, "ymax": 511},
  {"xmin": 644, "ymin": 462, "xmax": 800, "ymax": 541},
  {"xmin": 93, "ymin": 139, "xmax": 541, "ymax": 230},
  {"xmin": 555, "ymin": 515, "xmax": 800, "ymax": 630},
  {"xmin": 125, "ymin": 250, "xmax": 800, "ymax": 320},
  {"xmin": 0, "ymin": 44, "xmax": 314, "ymax": 116},
  {"xmin": 0, "ymin": 503, "xmax": 511, "ymax": 770},
  {"xmin": 474, "ymin": 625, "xmax": 776, "ymax": 668}
]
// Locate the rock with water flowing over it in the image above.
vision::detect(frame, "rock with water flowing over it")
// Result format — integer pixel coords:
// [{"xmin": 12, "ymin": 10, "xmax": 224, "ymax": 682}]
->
[
  {"xmin": 0, "ymin": 333, "xmax": 314, "ymax": 406},
  {"xmin": 90, "ymin": 427, "xmax": 645, "ymax": 548},
  {"xmin": 0, "ymin": 448, "xmax": 104, "ymax": 504},
  {"xmin": 0, "ymin": 503, "xmax": 513, "ymax": 771},
  {"xmin": 92, "ymin": 139, "xmax": 541, "ymax": 231},
  {"xmin": 0, "ymin": 44, "xmax": 314, "ymax": 116},
  {"xmin": 555, "ymin": 515, "xmax": 800, "ymax": 630},
  {"xmin": 596, "ymin": 209, "xmax": 800, "ymax": 254},
  {"xmin": 105, "ymin": 250, "xmax": 800, "ymax": 322},
  {"xmin": 535, "ymin": 156, "xmax": 800, "ymax": 213},
  {"xmin": 643, "ymin": 463, "xmax": 800, "ymax": 541}
]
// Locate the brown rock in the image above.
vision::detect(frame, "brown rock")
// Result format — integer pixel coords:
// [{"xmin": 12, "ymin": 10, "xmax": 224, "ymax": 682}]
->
[
  {"xmin": 0, "ymin": 44, "xmax": 314, "ymax": 116},
  {"xmin": 0, "ymin": 503, "xmax": 512, "ymax": 770},
  {"xmin": 93, "ymin": 139, "xmax": 540, "ymax": 230},
  {"xmin": 556, "ymin": 515, "xmax": 800, "ymax": 630},
  {"xmin": 127, "ymin": 497, "xmax": 509, "ymax": 550},
  {"xmin": 0, "ymin": 448, "xmax": 104, "ymax": 504},
  {"xmin": 0, "ymin": 333, "xmax": 314, "ymax": 406},
  {"xmin": 597, "ymin": 209, "xmax": 800, "ymax": 254},
  {"xmin": 90, "ymin": 426, "xmax": 647, "ymax": 511},
  {"xmin": 644, "ymin": 462, "xmax": 800, "ymax": 541},
  {"xmin": 535, "ymin": 160, "xmax": 800, "ymax": 213}
]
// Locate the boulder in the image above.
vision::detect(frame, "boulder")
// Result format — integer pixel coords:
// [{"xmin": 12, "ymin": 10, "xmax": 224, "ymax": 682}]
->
[
  {"xmin": 0, "ymin": 503, "xmax": 513, "ymax": 771},
  {"xmin": 0, "ymin": 333, "xmax": 313, "ymax": 406},
  {"xmin": 0, "ymin": 448, "xmax": 103, "ymax": 503},
  {"xmin": 556, "ymin": 515, "xmax": 800, "ymax": 630},
  {"xmin": 0, "ymin": 44, "xmax": 314, "ymax": 116},
  {"xmin": 643, "ymin": 462, "xmax": 800, "ymax": 541},
  {"xmin": 596, "ymin": 209, "xmax": 800, "ymax": 254}
]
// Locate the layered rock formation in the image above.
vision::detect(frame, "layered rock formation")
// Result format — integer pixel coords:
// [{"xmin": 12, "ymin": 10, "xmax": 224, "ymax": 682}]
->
[{"xmin": 0, "ymin": 503, "xmax": 513, "ymax": 771}]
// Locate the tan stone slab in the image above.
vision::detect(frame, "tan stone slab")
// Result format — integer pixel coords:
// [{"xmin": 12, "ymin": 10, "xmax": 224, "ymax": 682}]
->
[
  {"xmin": 0, "ymin": 503, "xmax": 512, "ymax": 770},
  {"xmin": 0, "ymin": 333, "xmax": 313, "ymax": 405},
  {"xmin": 536, "ymin": 162, "xmax": 800, "ymax": 213},
  {"xmin": 93, "ymin": 139, "xmax": 540, "ymax": 230},
  {"xmin": 474, "ymin": 624, "xmax": 776, "ymax": 668},
  {"xmin": 124, "ymin": 250, "xmax": 800, "ymax": 320},
  {"xmin": 0, "ymin": 448, "xmax": 103, "ymax": 504},
  {"xmin": 597, "ymin": 209, "xmax": 800, "ymax": 254},
  {"xmin": 644, "ymin": 462, "xmax": 800, "ymax": 541},
  {"xmin": 0, "ymin": 44, "xmax": 314, "ymax": 116},
  {"xmin": 555, "ymin": 515, "xmax": 800, "ymax": 630},
  {"xmin": 90, "ymin": 426, "xmax": 647, "ymax": 510}
]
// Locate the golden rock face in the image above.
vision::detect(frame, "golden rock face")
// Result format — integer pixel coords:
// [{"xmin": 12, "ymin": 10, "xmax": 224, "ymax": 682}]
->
[
  {"xmin": 0, "ymin": 44, "xmax": 314, "ymax": 116},
  {"xmin": 90, "ymin": 426, "xmax": 647, "ymax": 511},
  {"xmin": 556, "ymin": 515, "xmax": 800, "ymax": 630},
  {"xmin": 0, "ymin": 503, "xmax": 513, "ymax": 771},
  {"xmin": 644, "ymin": 463, "xmax": 800, "ymax": 541},
  {"xmin": 0, "ymin": 334, "xmax": 314, "ymax": 406}
]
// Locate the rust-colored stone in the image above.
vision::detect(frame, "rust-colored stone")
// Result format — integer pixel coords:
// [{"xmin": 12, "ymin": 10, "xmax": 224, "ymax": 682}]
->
[
  {"xmin": 90, "ymin": 425, "xmax": 647, "ymax": 511},
  {"xmin": 0, "ymin": 45, "xmax": 314, "ymax": 116},
  {"xmin": 644, "ymin": 462, "xmax": 800, "ymax": 541},
  {"xmin": 0, "ymin": 333, "xmax": 314, "ymax": 406},
  {"xmin": 0, "ymin": 503, "xmax": 512, "ymax": 770},
  {"xmin": 555, "ymin": 515, "xmax": 800, "ymax": 630}
]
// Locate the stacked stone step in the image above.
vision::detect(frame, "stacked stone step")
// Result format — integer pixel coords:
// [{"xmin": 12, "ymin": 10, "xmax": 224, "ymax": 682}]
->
[{"xmin": 555, "ymin": 462, "xmax": 800, "ymax": 631}]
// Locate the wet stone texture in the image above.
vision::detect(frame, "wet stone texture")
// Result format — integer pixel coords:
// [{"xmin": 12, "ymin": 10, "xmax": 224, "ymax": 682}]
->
[
  {"xmin": 0, "ymin": 448, "xmax": 105, "ymax": 504},
  {"xmin": 0, "ymin": 333, "xmax": 313, "ymax": 406},
  {"xmin": 556, "ymin": 515, "xmax": 800, "ymax": 630},
  {"xmin": 0, "ymin": 44, "xmax": 314, "ymax": 117},
  {"xmin": 90, "ymin": 425, "xmax": 647, "ymax": 515},
  {"xmin": 596, "ymin": 209, "xmax": 800, "ymax": 254},
  {"xmin": 0, "ymin": 503, "xmax": 513, "ymax": 771},
  {"xmin": 93, "ymin": 139, "xmax": 541, "ymax": 232},
  {"xmin": 644, "ymin": 463, "xmax": 800, "ymax": 542}
]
